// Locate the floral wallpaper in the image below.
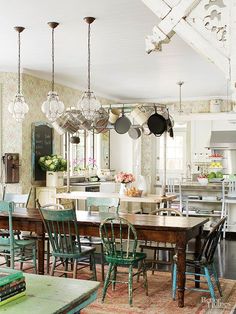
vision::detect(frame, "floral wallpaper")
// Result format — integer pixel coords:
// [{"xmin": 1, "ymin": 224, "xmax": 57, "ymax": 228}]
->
[{"xmin": 0, "ymin": 72, "xmax": 112, "ymax": 205}]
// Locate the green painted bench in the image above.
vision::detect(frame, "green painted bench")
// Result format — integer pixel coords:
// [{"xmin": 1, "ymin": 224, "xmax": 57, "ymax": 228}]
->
[{"xmin": 0, "ymin": 272, "xmax": 100, "ymax": 313}]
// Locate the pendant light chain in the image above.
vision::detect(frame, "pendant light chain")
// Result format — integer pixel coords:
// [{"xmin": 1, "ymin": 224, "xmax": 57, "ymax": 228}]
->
[
  {"xmin": 88, "ymin": 22, "xmax": 91, "ymax": 93},
  {"xmin": 51, "ymin": 27, "xmax": 55, "ymax": 92},
  {"xmin": 18, "ymin": 31, "xmax": 21, "ymax": 94},
  {"xmin": 41, "ymin": 22, "xmax": 64, "ymax": 122},
  {"xmin": 8, "ymin": 26, "xmax": 29, "ymax": 122},
  {"xmin": 177, "ymin": 81, "xmax": 184, "ymax": 113}
]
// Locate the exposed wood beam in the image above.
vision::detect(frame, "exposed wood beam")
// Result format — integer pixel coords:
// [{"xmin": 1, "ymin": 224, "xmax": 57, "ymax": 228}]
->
[
  {"xmin": 143, "ymin": 0, "xmax": 230, "ymax": 79},
  {"xmin": 142, "ymin": 0, "xmax": 171, "ymax": 19},
  {"xmin": 175, "ymin": 19, "xmax": 230, "ymax": 78}
]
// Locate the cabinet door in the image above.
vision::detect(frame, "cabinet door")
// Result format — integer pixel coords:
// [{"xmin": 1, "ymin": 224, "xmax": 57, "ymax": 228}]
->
[{"xmin": 191, "ymin": 120, "xmax": 212, "ymax": 158}]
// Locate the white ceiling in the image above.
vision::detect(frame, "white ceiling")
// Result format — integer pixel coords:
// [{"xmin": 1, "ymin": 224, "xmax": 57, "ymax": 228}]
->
[{"xmin": 0, "ymin": 0, "xmax": 228, "ymax": 102}]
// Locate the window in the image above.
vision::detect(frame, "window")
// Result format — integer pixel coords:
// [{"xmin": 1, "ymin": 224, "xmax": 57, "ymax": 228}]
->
[
  {"xmin": 63, "ymin": 130, "xmax": 109, "ymax": 175},
  {"xmin": 158, "ymin": 125, "xmax": 187, "ymax": 180}
]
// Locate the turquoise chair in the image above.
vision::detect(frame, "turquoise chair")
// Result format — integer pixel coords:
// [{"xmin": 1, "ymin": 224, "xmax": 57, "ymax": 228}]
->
[
  {"xmin": 39, "ymin": 205, "xmax": 97, "ymax": 280},
  {"xmin": 0, "ymin": 201, "xmax": 37, "ymax": 272},
  {"xmin": 100, "ymin": 216, "xmax": 148, "ymax": 306},
  {"xmin": 172, "ymin": 216, "xmax": 226, "ymax": 303},
  {"xmin": 81, "ymin": 197, "xmax": 120, "ymax": 281}
]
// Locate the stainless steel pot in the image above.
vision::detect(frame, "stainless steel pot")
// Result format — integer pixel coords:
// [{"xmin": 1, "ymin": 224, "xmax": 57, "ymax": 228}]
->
[
  {"xmin": 114, "ymin": 108, "xmax": 131, "ymax": 134},
  {"xmin": 94, "ymin": 107, "xmax": 109, "ymax": 134},
  {"xmin": 128, "ymin": 127, "xmax": 141, "ymax": 139}
]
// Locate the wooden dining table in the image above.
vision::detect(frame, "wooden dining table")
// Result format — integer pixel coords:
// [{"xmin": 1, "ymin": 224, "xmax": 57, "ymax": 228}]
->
[{"xmin": 0, "ymin": 207, "xmax": 208, "ymax": 308}]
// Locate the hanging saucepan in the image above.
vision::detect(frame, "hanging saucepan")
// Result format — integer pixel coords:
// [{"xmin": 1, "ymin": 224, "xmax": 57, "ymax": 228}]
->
[
  {"xmin": 128, "ymin": 127, "xmax": 141, "ymax": 139},
  {"xmin": 147, "ymin": 106, "xmax": 167, "ymax": 136},
  {"xmin": 165, "ymin": 108, "xmax": 174, "ymax": 138},
  {"xmin": 114, "ymin": 107, "xmax": 131, "ymax": 134},
  {"xmin": 141, "ymin": 123, "xmax": 151, "ymax": 136},
  {"xmin": 70, "ymin": 136, "xmax": 80, "ymax": 144},
  {"xmin": 94, "ymin": 107, "xmax": 109, "ymax": 134},
  {"xmin": 56, "ymin": 109, "xmax": 80, "ymax": 134},
  {"xmin": 73, "ymin": 109, "xmax": 92, "ymax": 131}
]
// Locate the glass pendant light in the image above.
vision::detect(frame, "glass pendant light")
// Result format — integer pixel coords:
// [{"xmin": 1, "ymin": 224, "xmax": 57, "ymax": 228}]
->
[
  {"xmin": 78, "ymin": 17, "xmax": 100, "ymax": 121},
  {"xmin": 8, "ymin": 26, "xmax": 29, "ymax": 122},
  {"xmin": 42, "ymin": 22, "xmax": 64, "ymax": 122}
]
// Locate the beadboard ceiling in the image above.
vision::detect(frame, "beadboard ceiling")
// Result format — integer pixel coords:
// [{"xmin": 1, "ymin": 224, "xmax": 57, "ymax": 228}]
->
[{"xmin": 0, "ymin": 0, "xmax": 228, "ymax": 102}]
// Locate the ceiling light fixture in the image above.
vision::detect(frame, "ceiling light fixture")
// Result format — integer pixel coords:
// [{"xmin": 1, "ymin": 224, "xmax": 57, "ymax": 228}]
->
[
  {"xmin": 177, "ymin": 81, "xmax": 184, "ymax": 114},
  {"xmin": 42, "ymin": 22, "xmax": 64, "ymax": 122},
  {"xmin": 78, "ymin": 17, "xmax": 100, "ymax": 121},
  {"xmin": 8, "ymin": 26, "xmax": 29, "ymax": 122}
]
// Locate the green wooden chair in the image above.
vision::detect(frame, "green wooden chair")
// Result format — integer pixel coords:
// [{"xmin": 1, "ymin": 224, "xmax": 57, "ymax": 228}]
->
[
  {"xmin": 172, "ymin": 216, "xmax": 226, "ymax": 303},
  {"xmin": 0, "ymin": 200, "xmax": 37, "ymax": 272},
  {"xmin": 33, "ymin": 202, "xmax": 65, "ymax": 274},
  {"xmin": 81, "ymin": 197, "xmax": 119, "ymax": 281},
  {"xmin": 99, "ymin": 216, "xmax": 148, "ymax": 306},
  {"xmin": 39, "ymin": 205, "xmax": 97, "ymax": 280}
]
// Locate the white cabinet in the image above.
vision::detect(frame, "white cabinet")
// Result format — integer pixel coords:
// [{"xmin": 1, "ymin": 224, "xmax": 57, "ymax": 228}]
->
[
  {"xmin": 36, "ymin": 186, "xmax": 73, "ymax": 208},
  {"xmin": 191, "ymin": 120, "xmax": 212, "ymax": 158}
]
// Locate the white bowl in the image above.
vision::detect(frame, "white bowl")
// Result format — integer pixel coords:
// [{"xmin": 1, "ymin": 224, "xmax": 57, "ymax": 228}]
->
[{"xmin": 197, "ymin": 178, "xmax": 208, "ymax": 186}]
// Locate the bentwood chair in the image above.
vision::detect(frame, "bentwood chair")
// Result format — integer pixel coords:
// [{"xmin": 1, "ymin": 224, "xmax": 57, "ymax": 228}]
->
[
  {"xmin": 139, "ymin": 208, "xmax": 183, "ymax": 274},
  {"xmin": 39, "ymin": 205, "xmax": 97, "ymax": 280},
  {"xmin": 172, "ymin": 216, "xmax": 226, "ymax": 303},
  {"xmin": 80, "ymin": 197, "xmax": 119, "ymax": 281},
  {"xmin": 0, "ymin": 201, "xmax": 37, "ymax": 272},
  {"xmin": 100, "ymin": 216, "xmax": 148, "ymax": 306}
]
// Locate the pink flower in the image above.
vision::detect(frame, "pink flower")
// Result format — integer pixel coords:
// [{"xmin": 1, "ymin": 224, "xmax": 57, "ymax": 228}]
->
[{"xmin": 115, "ymin": 172, "xmax": 135, "ymax": 183}]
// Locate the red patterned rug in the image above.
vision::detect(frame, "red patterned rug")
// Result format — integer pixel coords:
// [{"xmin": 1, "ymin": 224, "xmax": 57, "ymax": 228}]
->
[
  {"xmin": 80, "ymin": 268, "xmax": 236, "ymax": 314},
  {"xmin": 1, "ymin": 259, "xmax": 236, "ymax": 314}
]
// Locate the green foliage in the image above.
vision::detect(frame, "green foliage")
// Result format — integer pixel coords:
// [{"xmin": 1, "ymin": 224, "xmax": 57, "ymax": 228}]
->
[
  {"xmin": 208, "ymin": 172, "xmax": 216, "ymax": 179},
  {"xmin": 38, "ymin": 155, "xmax": 67, "ymax": 172}
]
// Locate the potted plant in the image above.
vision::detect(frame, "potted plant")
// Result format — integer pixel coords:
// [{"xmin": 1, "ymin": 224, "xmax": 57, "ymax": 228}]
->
[{"xmin": 38, "ymin": 155, "xmax": 67, "ymax": 187}]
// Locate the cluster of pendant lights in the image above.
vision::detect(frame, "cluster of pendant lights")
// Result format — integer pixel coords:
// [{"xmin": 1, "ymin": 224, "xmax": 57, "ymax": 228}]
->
[{"xmin": 8, "ymin": 17, "xmax": 100, "ymax": 123}]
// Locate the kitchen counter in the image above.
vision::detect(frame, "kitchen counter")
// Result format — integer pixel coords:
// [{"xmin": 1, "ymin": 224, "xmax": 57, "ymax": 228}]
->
[
  {"xmin": 70, "ymin": 181, "xmax": 101, "ymax": 186},
  {"xmin": 154, "ymin": 181, "xmax": 223, "ymax": 191}
]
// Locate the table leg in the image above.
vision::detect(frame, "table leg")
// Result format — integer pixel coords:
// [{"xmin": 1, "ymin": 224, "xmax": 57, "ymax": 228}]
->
[
  {"xmin": 37, "ymin": 233, "xmax": 45, "ymax": 275},
  {"xmin": 176, "ymin": 237, "xmax": 186, "ymax": 308},
  {"xmin": 194, "ymin": 226, "xmax": 203, "ymax": 288}
]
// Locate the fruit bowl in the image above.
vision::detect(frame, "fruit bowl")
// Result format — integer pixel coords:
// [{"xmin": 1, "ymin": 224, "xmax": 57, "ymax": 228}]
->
[
  {"xmin": 125, "ymin": 187, "xmax": 143, "ymax": 197},
  {"xmin": 197, "ymin": 177, "xmax": 208, "ymax": 186}
]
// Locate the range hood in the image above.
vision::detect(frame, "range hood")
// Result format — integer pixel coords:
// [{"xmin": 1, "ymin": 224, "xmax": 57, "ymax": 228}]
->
[{"xmin": 209, "ymin": 131, "xmax": 236, "ymax": 149}]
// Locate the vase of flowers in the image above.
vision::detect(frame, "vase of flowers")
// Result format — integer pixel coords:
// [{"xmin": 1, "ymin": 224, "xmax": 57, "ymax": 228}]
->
[
  {"xmin": 115, "ymin": 172, "xmax": 135, "ymax": 195},
  {"xmin": 38, "ymin": 155, "xmax": 67, "ymax": 187}
]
